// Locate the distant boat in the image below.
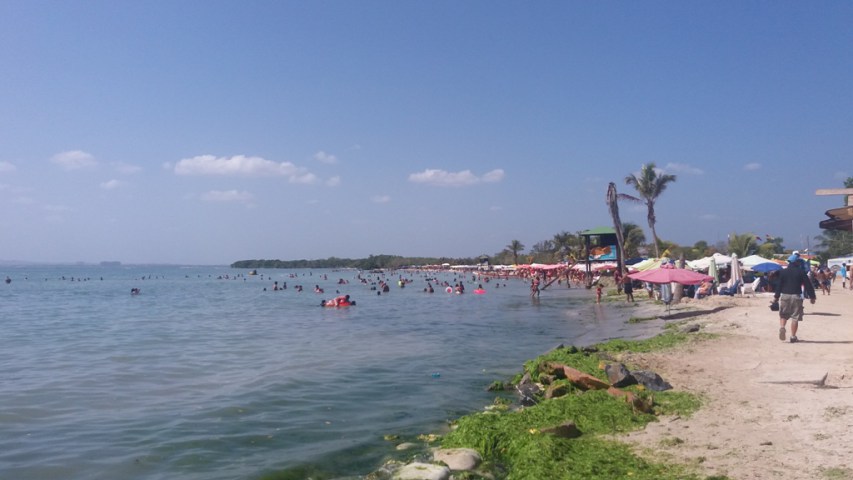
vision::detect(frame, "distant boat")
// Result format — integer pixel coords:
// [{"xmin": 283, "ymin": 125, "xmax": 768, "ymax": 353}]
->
[
  {"xmin": 248, "ymin": 270, "xmax": 258, "ymax": 275},
  {"xmin": 100, "ymin": 261, "xmax": 121, "ymax": 267}
]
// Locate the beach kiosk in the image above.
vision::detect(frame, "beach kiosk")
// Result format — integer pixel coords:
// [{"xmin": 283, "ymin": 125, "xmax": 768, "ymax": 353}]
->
[{"xmin": 579, "ymin": 226, "xmax": 621, "ymax": 288}]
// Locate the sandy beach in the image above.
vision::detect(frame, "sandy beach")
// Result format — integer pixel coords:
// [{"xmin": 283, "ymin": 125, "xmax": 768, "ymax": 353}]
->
[{"xmin": 621, "ymin": 286, "xmax": 853, "ymax": 479}]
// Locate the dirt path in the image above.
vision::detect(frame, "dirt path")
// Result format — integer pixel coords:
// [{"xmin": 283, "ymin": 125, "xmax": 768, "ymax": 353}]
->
[{"xmin": 622, "ymin": 288, "xmax": 853, "ymax": 479}]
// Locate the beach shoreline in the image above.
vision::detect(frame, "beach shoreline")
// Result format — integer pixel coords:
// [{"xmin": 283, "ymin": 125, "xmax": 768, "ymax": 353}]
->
[{"xmin": 621, "ymin": 288, "xmax": 853, "ymax": 479}]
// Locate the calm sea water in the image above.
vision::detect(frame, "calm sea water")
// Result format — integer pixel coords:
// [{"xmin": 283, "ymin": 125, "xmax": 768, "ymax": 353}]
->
[{"xmin": 0, "ymin": 265, "xmax": 661, "ymax": 480}]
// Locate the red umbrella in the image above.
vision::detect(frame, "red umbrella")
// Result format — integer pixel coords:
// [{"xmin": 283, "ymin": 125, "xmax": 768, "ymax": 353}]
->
[{"xmin": 627, "ymin": 265, "xmax": 712, "ymax": 285}]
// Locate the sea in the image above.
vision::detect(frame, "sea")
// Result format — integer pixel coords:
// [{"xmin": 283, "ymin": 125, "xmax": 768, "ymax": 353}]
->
[{"xmin": 0, "ymin": 264, "xmax": 664, "ymax": 480}]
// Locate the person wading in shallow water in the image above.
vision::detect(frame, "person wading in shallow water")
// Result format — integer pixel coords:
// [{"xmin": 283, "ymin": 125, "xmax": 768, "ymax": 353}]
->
[{"xmin": 774, "ymin": 255, "xmax": 817, "ymax": 343}]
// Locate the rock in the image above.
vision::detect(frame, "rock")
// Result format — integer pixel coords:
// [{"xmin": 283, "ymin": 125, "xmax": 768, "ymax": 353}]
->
[
  {"xmin": 540, "ymin": 421, "xmax": 582, "ymax": 438},
  {"xmin": 393, "ymin": 462, "xmax": 450, "ymax": 480},
  {"xmin": 433, "ymin": 448, "xmax": 482, "ymax": 471},
  {"xmin": 631, "ymin": 370, "xmax": 673, "ymax": 391},
  {"xmin": 396, "ymin": 442, "xmax": 418, "ymax": 451},
  {"xmin": 544, "ymin": 383, "xmax": 570, "ymax": 399},
  {"xmin": 539, "ymin": 374, "xmax": 556, "ymax": 385},
  {"xmin": 605, "ymin": 363, "xmax": 636, "ymax": 388}
]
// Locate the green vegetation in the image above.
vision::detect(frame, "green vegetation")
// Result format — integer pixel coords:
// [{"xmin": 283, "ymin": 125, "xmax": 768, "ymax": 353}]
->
[
  {"xmin": 441, "ymin": 330, "xmax": 714, "ymax": 480},
  {"xmin": 820, "ymin": 466, "xmax": 853, "ymax": 480},
  {"xmin": 231, "ymin": 254, "xmax": 479, "ymax": 270}
]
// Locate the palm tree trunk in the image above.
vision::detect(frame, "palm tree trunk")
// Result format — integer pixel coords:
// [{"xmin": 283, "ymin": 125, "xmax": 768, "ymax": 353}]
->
[
  {"xmin": 647, "ymin": 203, "xmax": 660, "ymax": 258},
  {"xmin": 606, "ymin": 183, "xmax": 626, "ymax": 274}
]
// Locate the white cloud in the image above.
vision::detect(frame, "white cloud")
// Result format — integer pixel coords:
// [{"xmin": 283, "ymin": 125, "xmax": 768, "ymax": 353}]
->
[
  {"xmin": 408, "ymin": 168, "xmax": 505, "ymax": 187},
  {"xmin": 51, "ymin": 150, "xmax": 97, "ymax": 170},
  {"xmin": 100, "ymin": 179, "xmax": 125, "ymax": 190},
  {"xmin": 12, "ymin": 196, "xmax": 34, "ymax": 204},
  {"xmin": 113, "ymin": 162, "xmax": 142, "ymax": 175},
  {"xmin": 313, "ymin": 151, "xmax": 337, "ymax": 164},
  {"xmin": 200, "ymin": 189, "xmax": 254, "ymax": 204},
  {"xmin": 481, "ymin": 169, "xmax": 506, "ymax": 183},
  {"xmin": 326, "ymin": 176, "xmax": 341, "ymax": 187},
  {"xmin": 371, "ymin": 195, "xmax": 391, "ymax": 203},
  {"xmin": 174, "ymin": 155, "xmax": 316, "ymax": 183},
  {"xmin": 490, "ymin": 205, "xmax": 503, "ymax": 211},
  {"xmin": 0, "ymin": 161, "xmax": 16, "ymax": 173},
  {"xmin": 743, "ymin": 163, "xmax": 761, "ymax": 171},
  {"xmin": 664, "ymin": 163, "xmax": 704, "ymax": 175},
  {"xmin": 699, "ymin": 213, "xmax": 719, "ymax": 220}
]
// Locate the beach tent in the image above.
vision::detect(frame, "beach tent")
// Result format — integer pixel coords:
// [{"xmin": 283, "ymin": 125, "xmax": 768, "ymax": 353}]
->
[
  {"xmin": 740, "ymin": 254, "xmax": 775, "ymax": 269},
  {"xmin": 828, "ymin": 254, "xmax": 853, "ymax": 269},
  {"xmin": 686, "ymin": 253, "xmax": 732, "ymax": 271},
  {"xmin": 631, "ymin": 258, "xmax": 663, "ymax": 271}
]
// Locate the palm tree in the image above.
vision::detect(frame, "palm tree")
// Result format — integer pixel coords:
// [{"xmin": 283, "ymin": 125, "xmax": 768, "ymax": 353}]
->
[
  {"xmin": 727, "ymin": 232, "xmax": 757, "ymax": 257},
  {"xmin": 505, "ymin": 240, "xmax": 525, "ymax": 265},
  {"xmin": 622, "ymin": 222, "xmax": 647, "ymax": 259},
  {"xmin": 552, "ymin": 231, "xmax": 577, "ymax": 263},
  {"xmin": 606, "ymin": 183, "xmax": 627, "ymax": 274},
  {"xmin": 624, "ymin": 163, "xmax": 677, "ymax": 258}
]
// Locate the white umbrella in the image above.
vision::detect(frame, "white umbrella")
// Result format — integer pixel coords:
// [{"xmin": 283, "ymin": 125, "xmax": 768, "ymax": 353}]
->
[{"xmin": 728, "ymin": 253, "xmax": 743, "ymax": 290}]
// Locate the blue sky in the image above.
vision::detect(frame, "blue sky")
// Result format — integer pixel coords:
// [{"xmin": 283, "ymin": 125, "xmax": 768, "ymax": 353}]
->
[{"xmin": 1, "ymin": 2, "xmax": 851, "ymax": 265}]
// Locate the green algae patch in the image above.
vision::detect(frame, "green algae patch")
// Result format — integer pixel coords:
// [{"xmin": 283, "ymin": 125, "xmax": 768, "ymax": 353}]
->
[
  {"xmin": 442, "ymin": 391, "xmax": 700, "ymax": 480},
  {"xmin": 442, "ymin": 323, "xmax": 711, "ymax": 479}
]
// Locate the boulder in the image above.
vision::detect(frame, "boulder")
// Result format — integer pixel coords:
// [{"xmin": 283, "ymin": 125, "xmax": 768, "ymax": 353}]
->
[
  {"xmin": 393, "ymin": 462, "xmax": 450, "ymax": 480},
  {"xmin": 631, "ymin": 370, "xmax": 673, "ymax": 391},
  {"xmin": 544, "ymin": 383, "xmax": 570, "ymax": 399},
  {"xmin": 433, "ymin": 448, "xmax": 482, "ymax": 471},
  {"xmin": 604, "ymin": 363, "xmax": 636, "ymax": 388},
  {"xmin": 552, "ymin": 364, "xmax": 611, "ymax": 390}
]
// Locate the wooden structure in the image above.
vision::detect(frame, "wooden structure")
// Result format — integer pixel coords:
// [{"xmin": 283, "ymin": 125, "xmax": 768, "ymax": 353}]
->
[{"xmin": 816, "ymin": 189, "xmax": 853, "ymax": 232}]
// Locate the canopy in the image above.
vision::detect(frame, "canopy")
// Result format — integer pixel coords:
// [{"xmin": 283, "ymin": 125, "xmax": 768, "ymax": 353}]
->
[
  {"xmin": 828, "ymin": 255, "xmax": 853, "ymax": 269},
  {"xmin": 631, "ymin": 258, "xmax": 663, "ymax": 271},
  {"xmin": 686, "ymin": 253, "xmax": 732, "ymax": 270},
  {"xmin": 740, "ymin": 254, "xmax": 775, "ymax": 268},
  {"xmin": 628, "ymin": 265, "xmax": 713, "ymax": 285}
]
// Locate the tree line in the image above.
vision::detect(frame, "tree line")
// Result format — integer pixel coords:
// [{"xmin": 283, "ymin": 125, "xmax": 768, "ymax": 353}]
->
[{"xmin": 231, "ymin": 172, "xmax": 852, "ymax": 270}]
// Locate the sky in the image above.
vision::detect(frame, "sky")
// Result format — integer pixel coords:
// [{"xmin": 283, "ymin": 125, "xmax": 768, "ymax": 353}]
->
[{"xmin": 1, "ymin": 2, "xmax": 851, "ymax": 265}]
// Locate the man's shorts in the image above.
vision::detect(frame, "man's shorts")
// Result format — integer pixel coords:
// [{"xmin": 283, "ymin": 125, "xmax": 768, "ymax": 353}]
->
[{"xmin": 778, "ymin": 293, "xmax": 804, "ymax": 322}]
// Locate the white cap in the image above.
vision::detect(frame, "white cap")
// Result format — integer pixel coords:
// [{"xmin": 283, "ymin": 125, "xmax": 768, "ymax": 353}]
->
[{"xmin": 792, "ymin": 250, "xmax": 800, "ymax": 255}]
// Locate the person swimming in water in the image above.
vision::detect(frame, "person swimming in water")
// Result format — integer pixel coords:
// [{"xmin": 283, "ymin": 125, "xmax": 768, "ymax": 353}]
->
[{"xmin": 321, "ymin": 294, "xmax": 355, "ymax": 307}]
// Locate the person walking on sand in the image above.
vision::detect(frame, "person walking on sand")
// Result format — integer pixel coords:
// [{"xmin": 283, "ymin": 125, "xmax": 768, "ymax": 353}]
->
[{"xmin": 774, "ymin": 255, "xmax": 817, "ymax": 343}]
